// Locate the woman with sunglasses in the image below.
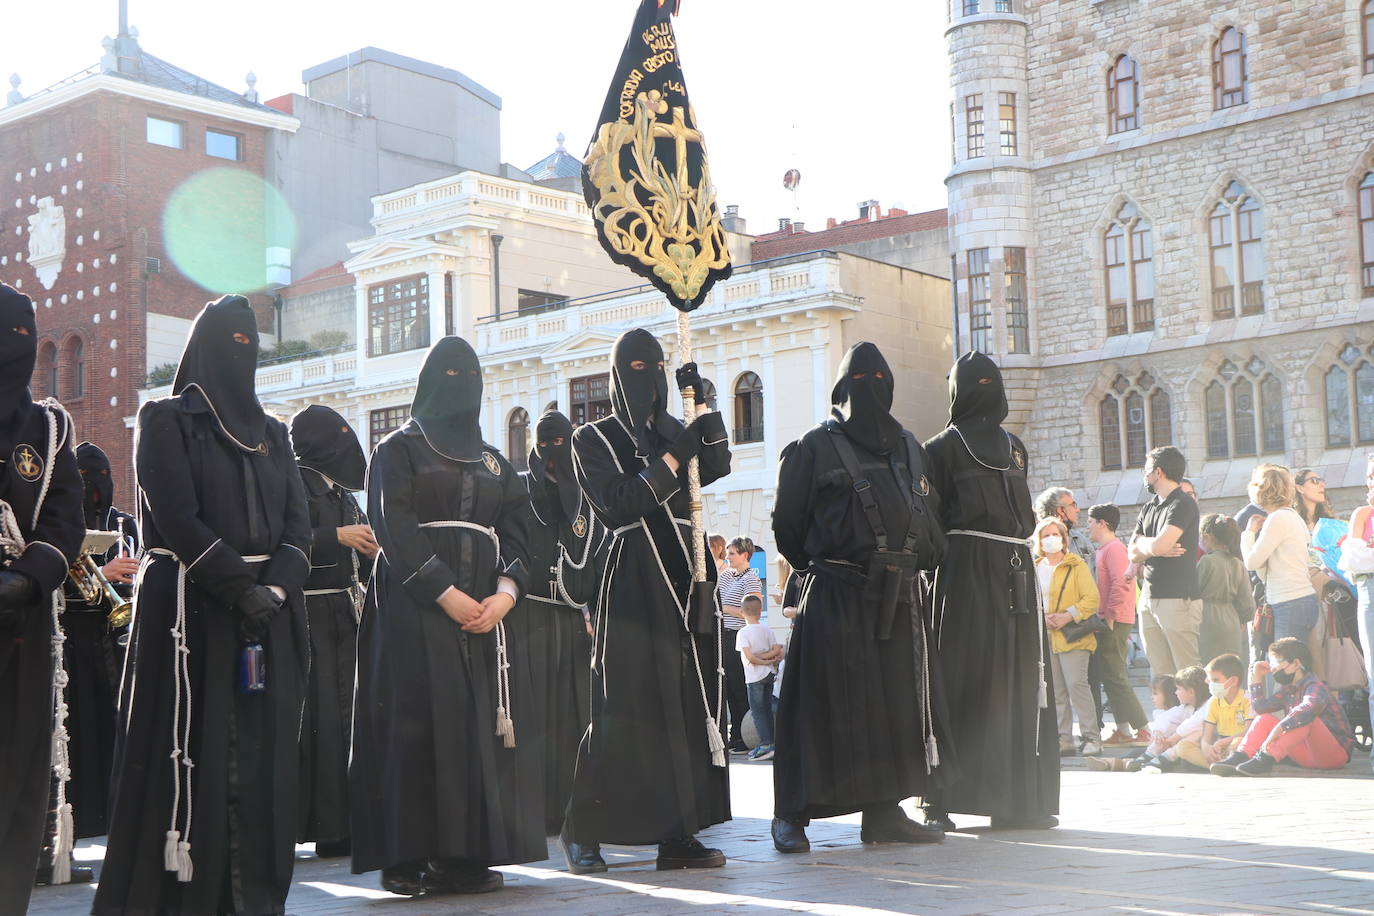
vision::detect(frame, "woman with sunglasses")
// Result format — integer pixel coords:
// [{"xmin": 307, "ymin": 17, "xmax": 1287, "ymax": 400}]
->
[{"xmin": 1293, "ymin": 469, "xmax": 1334, "ymax": 532}]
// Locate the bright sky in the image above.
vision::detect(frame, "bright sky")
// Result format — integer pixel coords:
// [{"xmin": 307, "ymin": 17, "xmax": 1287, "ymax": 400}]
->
[{"xmin": 4, "ymin": 0, "xmax": 953, "ymax": 230}]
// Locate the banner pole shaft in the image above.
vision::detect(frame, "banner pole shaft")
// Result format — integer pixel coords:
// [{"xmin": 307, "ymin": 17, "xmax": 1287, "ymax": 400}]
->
[{"xmin": 676, "ymin": 309, "xmax": 707, "ymax": 582}]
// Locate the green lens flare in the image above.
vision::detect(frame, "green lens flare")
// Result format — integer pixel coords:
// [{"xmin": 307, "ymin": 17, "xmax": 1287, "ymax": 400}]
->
[{"xmin": 162, "ymin": 169, "xmax": 296, "ymax": 294}]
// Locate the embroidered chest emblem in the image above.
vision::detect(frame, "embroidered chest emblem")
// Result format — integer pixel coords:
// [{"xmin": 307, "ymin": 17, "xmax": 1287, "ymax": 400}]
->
[
  {"xmin": 1012, "ymin": 448, "xmax": 1025, "ymax": 470},
  {"xmin": 481, "ymin": 451, "xmax": 501, "ymax": 476},
  {"xmin": 573, "ymin": 515, "xmax": 588, "ymax": 538},
  {"xmin": 915, "ymin": 475, "xmax": 931, "ymax": 498},
  {"xmin": 13, "ymin": 444, "xmax": 43, "ymax": 481}
]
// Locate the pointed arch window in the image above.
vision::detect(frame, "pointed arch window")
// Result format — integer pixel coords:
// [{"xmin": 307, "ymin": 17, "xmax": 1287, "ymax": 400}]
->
[
  {"xmin": 1107, "ymin": 55, "xmax": 1139, "ymax": 134},
  {"xmin": 1099, "ymin": 372, "xmax": 1172, "ymax": 470},
  {"xmin": 1209, "ymin": 181, "xmax": 1264, "ymax": 318},
  {"xmin": 733, "ymin": 372, "xmax": 764, "ymax": 443},
  {"xmin": 36, "ymin": 342, "xmax": 57, "ymax": 399},
  {"xmin": 1212, "ymin": 27, "xmax": 1248, "ymax": 110},
  {"xmin": 1323, "ymin": 345, "xmax": 1374, "ymax": 447},
  {"xmin": 1359, "ymin": 172, "xmax": 1374, "ymax": 295},
  {"xmin": 508, "ymin": 407, "xmax": 530, "ymax": 472},
  {"xmin": 62, "ymin": 337, "xmax": 85, "ymax": 399},
  {"xmin": 1104, "ymin": 201, "xmax": 1154, "ymax": 336},
  {"xmin": 1204, "ymin": 358, "xmax": 1285, "ymax": 459}
]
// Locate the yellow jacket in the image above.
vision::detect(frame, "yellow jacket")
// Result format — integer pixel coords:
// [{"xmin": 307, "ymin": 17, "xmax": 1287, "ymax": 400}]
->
[{"xmin": 1041, "ymin": 551, "xmax": 1101, "ymax": 653}]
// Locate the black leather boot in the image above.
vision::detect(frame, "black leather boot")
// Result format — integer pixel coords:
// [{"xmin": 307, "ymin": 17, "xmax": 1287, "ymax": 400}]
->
[
  {"xmin": 860, "ymin": 806, "xmax": 945, "ymax": 844},
  {"xmin": 1208, "ymin": 750, "xmax": 1251, "ymax": 777},
  {"xmin": 771, "ymin": 817, "xmax": 811, "ymax": 853},
  {"xmin": 921, "ymin": 805, "xmax": 957, "ymax": 832},
  {"xmin": 558, "ymin": 825, "xmax": 607, "ymax": 874},
  {"xmin": 423, "ymin": 858, "xmax": 503, "ymax": 894},
  {"xmin": 1236, "ymin": 750, "xmax": 1276, "ymax": 777},
  {"xmin": 656, "ymin": 835, "xmax": 726, "ymax": 869},
  {"xmin": 381, "ymin": 860, "xmax": 426, "ymax": 896}
]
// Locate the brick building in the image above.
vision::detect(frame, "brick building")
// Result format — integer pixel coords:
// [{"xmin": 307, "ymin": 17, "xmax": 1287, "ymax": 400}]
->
[
  {"xmin": 947, "ymin": 0, "xmax": 1374, "ymax": 515},
  {"xmin": 750, "ymin": 203, "xmax": 951, "ymax": 279},
  {"xmin": 1, "ymin": 28, "xmax": 296, "ymax": 496}
]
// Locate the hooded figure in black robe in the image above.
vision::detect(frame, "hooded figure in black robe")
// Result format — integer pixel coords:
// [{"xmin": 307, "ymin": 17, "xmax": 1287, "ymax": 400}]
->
[
  {"xmin": 289, "ymin": 405, "xmax": 375, "ymax": 859},
  {"xmin": 351, "ymin": 336, "xmax": 541, "ymax": 897},
  {"xmin": 0, "ymin": 284, "xmax": 84, "ymax": 916},
  {"xmin": 95, "ymin": 294, "xmax": 313, "ymax": 916},
  {"xmin": 560, "ymin": 328, "xmax": 732, "ymax": 873},
  {"xmin": 769, "ymin": 342, "xmax": 948, "ymax": 853},
  {"xmin": 39, "ymin": 443, "xmax": 139, "ymax": 874},
  {"xmin": 923, "ymin": 351, "xmax": 1059, "ymax": 830},
  {"xmin": 516, "ymin": 410, "xmax": 606, "ymax": 833}
]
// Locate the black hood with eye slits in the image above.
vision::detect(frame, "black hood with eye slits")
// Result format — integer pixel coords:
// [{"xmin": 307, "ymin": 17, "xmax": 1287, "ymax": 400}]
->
[
  {"xmin": 172, "ymin": 294, "xmax": 266, "ymax": 453},
  {"xmin": 610, "ymin": 328, "xmax": 673, "ymax": 453},
  {"xmin": 0, "ymin": 284, "xmax": 37, "ymax": 439},
  {"xmin": 830, "ymin": 342, "xmax": 902, "ymax": 455},
  {"xmin": 410, "ymin": 336, "xmax": 485, "ymax": 461}
]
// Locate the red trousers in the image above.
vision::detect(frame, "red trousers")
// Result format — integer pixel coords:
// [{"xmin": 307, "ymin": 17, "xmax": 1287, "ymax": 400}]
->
[{"xmin": 1240, "ymin": 714, "xmax": 1349, "ymax": 769}]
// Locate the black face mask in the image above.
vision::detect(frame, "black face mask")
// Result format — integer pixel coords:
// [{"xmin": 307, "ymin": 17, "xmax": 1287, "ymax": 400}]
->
[
  {"xmin": 609, "ymin": 328, "xmax": 672, "ymax": 454},
  {"xmin": 948, "ymin": 350, "xmax": 1012, "ymax": 467},
  {"xmin": 1272, "ymin": 667, "xmax": 1297, "ymax": 686},
  {"xmin": 411, "ymin": 336, "xmax": 484, "ymax": 461},
  {"xmin": 172, "ymin": 295, "xmax": 266, "ymax": 453},
  {"xmin": 290, "ymin": 405, "xmax": 367, "ymax": 492},
  {"xmin": 831, "ymin": 342, "xmax": 902, "ymax": 455},
  {"xmin": 76, "ymin": 442, "xmax": 115, "ymax": 521},
  {"xmin": 0, "ymin": 284, "xmax": 38, "ymax": 439},
  {"xmin": 531, "ymin": 410, "xmax": 579, "ymax": 521}
]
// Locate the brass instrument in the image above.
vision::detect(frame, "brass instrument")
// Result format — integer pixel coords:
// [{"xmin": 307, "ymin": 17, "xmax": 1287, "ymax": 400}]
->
[{"xmin": 69, "ymin": 529, "xmax": 134, "ymax": 628}]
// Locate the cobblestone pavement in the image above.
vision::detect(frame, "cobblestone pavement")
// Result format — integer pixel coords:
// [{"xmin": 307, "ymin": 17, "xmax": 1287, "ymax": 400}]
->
[{"xmin": 29, "ymin": 745, "xmax": 1374, "ymax": 915}]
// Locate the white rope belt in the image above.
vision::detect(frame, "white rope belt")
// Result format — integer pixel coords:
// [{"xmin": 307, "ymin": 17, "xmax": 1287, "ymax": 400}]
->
[
  {"xmin": 947, "ymin": 529, "xmax": 1033, "ymax": 546},
  {"xmin": 525, "ymin": 593, "xmax": 566, "ymax": 605},
  {"xmin": 415, "ymin": 520, "xmax": 516, "ymax": 748},
  {"xmin": 302, "ymin": 586, "xmax": 352, "ymax": 596},
  {"xmin": 612, "ymin": 517, "xmax": 693, "ymax": 537},
  {"xmin": 145, "ymin": 548, "xmax": 269, "ymax": 881}
]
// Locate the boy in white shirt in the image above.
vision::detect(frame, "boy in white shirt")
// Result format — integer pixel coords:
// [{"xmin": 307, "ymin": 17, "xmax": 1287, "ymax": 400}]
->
[{"xmin": 736, "ymin": 596, "xmax": 782, "ymax": 760}]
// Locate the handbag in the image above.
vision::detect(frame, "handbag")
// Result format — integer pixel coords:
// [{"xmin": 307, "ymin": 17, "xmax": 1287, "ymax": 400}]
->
[
  {"xmin": 1052, "ymin": 565, "xmax": 1109, "ymax": 643},
  {"xmin": 1322, "ymin": 604, "xmax": 1368, "ymax": 691}
]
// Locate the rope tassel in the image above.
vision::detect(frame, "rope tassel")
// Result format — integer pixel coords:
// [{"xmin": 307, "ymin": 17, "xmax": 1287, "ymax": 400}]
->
[
  {"xmin": 705, "ymin": 715, "xmax": 726, "ymax": 768},
  {"xmin": 494, "ymin": 621, "xmax": 516, "ymax": 748}
]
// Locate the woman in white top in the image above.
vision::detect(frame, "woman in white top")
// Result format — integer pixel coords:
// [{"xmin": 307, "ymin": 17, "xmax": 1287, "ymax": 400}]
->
[{"xmin": 1241, "ymin": 465, "xmax": 1318, "ymax": 645}]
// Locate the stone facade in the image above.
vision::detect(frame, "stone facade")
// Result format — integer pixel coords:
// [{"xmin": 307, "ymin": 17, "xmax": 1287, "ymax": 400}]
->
[{"xmin": 947, "ymin": 0, "xmax": 1374, "ymax": 517}]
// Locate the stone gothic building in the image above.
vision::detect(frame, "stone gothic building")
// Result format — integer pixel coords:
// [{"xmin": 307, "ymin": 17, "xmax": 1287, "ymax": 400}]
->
[{"xmin": 946, "ymin": 0, "xmax": 1374, "ymax": 515}]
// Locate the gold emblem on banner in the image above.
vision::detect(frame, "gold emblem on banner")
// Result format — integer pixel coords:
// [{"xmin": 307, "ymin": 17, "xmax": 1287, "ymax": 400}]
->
[
  {"xmin": 13, "ymin": 445, "xmax": 43, "ymax": 481},
  {"xmin": 584, "ymin": 92, "xmax": 731, "ymax": 304},
  {"xmin": 481, "ymin": 452, "xmax": 501, "ymax": 476},
  {"xmin": 573, "ymin": 515, "xmax": 588, "ymax": 538}
]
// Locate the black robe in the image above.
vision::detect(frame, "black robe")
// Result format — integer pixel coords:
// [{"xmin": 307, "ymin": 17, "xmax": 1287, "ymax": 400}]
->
[
  {"xmin": 60, "ymin": 503, "xmax": 138, "ymax": 840},
  {"xmin": 350, "ymin": 423, "xmax": 543, "ymax": 873},
  {"xmin": 565, "ymin": 413, "xmax": 731, "ymax": 845},
  {"xmin": 771, "ymin": 423, "xmax": 946, "ymax": 821},
  {"xmin": 923, "ymin": 427, "xmax": 1059, "ymax": 821},
  {"xmin": 94, "ymin": 394, "xmax": 312, "ymax": 916},
  {"xmin": 516, "ymin": 470, "xmax": 605, "ymax": 831},
  {"xmin": 0, "ymin": 403, "xmax": 83, "ymax": 915},
  {"xmin": 296, "ymin": 468, "xmax": 372, "ymax": 846}
]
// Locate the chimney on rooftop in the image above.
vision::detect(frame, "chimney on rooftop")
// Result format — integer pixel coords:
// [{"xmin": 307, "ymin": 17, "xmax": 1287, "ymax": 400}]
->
[
  {"xmin": 721, "ymin": 204, "xmax": 746, "ymax": 234},
  {"xmin": 791, "ymin": 221, "xmax": 805, "ymax": 233},
  {"xmin": 858, "ymin": 199, "xmax": 880, "ymax": 220},
  {"xmin": 778, "ymin": 217, "xmax": 791, "ymax": 233}
]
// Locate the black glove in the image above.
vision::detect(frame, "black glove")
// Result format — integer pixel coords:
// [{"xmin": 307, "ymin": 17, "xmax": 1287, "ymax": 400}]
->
[
  {"xmin": 667, "ymin": 414, "xmax": 707, "ymax": 465},
  {"xmin": 675, "ymin": 362, "xmax": 707, "ymax": 405},
  {"xmin": 0, "ymin": 571, "xmax": 39, "ymax": 634},
  {"xmin": 235, "ymin": 585, "xmax": 282, "ymax": 642}
]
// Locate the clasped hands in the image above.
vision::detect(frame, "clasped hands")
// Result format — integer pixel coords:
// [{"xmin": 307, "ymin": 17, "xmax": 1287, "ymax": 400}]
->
[{"xmin": 439, "ymin": 586, "xmax": 514, "ymax": 633}]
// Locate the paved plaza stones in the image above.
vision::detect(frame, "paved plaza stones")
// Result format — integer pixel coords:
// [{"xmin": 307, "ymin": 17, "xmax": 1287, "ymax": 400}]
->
[{"xmin": 28, "ymin": 749, "xmax": 1373, "ymax": 916}]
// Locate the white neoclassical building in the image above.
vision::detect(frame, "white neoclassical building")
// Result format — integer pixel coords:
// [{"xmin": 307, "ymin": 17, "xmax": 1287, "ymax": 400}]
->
[
  {"xmin": 947, "ymin": 0, "xmax": 1374, "ymax": 515},
  {"xmin": 144, "ymin": 169, "xmax": 953, "ymax": 607}
]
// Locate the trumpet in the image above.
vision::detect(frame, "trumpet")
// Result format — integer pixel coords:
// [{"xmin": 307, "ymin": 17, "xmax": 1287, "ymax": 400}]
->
[{"xmin": 69, "ymin": 529, "xmax": 135, "ymax": 629}]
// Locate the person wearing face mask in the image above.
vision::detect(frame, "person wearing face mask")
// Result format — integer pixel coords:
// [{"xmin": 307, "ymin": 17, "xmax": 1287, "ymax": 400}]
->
[
  {"xmin": 0, "ymin": 283, "xmax": 84, "ymax": 916},
  {"xmin": 288, "ymin": 406, "xmax": 377, "ymax": 860},
  {"xmin": 560, "ymin": 328, "xmax": 732, "ymax": 875},
  {"xmin": 350, "ymin": 337, "xmax": 540, "ymax": 897},
  {"xmin": 769, "ymin": 342, "xmax": 947, "ymax": 853},
  {"xmin": 1129, "ymin": 446, "xmax": 1203, "ymax": 678},
  {"xmin": 517, "ymin": 409, "xmax": 606, "ymax": 833},
  {"xmin": 35, "ymin": 442, "xmax": 140, "ymax": 885},
  {"xmin": 1172, "ymin": 653, "xmax": 1251, "ymax": 770},
  {"xmin": 1209, "ymin": 637, "xmax": 1354, "ymax": 776},
  {"xmin": 96, "ymin": 295, "xmax": 313, "ymax": 916},
  {"xmin": 923, "ymin": 351, "xmax": 1058, "ymax": 832},
  {"xmin": 1034, "ymin": 517, "xmax": 1103, "ymax": 756}
]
